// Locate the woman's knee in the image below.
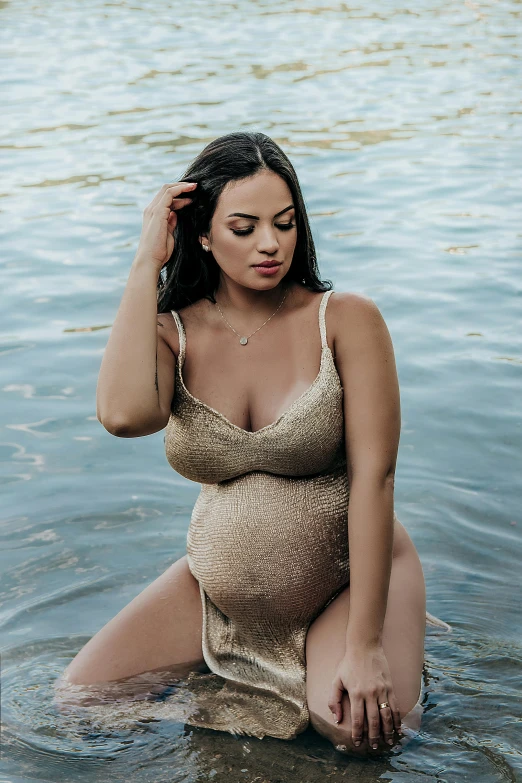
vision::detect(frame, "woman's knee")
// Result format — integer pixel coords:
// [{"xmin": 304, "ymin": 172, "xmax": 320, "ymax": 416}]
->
[{"xmin": 60, "ymin": 554, "xmax": 204, "ymax": 688}]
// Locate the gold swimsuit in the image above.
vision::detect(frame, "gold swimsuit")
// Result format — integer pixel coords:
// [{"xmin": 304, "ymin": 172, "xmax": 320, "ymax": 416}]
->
[{"xmin": 164, "ymin": 289, "xmax": 437, "ymax": 740}]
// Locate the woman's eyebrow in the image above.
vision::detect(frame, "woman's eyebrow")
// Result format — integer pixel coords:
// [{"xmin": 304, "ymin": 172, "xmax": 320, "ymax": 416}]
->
[{"xmin": 226, "ymin": 204, "xmax": 295, "ymax": 220}]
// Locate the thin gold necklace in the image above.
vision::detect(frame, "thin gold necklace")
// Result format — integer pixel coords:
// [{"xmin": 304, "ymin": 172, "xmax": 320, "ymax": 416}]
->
[{"xmin": 214, "ymin": 288, "xmax": 289, "ymax": 345}]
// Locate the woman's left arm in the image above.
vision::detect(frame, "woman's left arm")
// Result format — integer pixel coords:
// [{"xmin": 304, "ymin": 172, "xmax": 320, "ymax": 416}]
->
[{"xmin": 329, "ymin": 292, "xmax": 402, "ymax": 747}]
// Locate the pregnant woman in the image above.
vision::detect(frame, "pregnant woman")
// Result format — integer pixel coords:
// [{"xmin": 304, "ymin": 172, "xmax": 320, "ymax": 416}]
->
[{"xmin": 56, "ymin": 131, "xmax": 449, "ymax": 755}]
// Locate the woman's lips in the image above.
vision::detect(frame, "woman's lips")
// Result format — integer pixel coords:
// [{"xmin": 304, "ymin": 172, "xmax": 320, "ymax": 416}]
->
[{"xmin": 252, "ymin": 263, "xmax": 282, "ymax": 276}]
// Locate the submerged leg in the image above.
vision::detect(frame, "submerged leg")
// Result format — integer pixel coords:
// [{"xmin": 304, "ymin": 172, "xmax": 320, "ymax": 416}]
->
[{"xmin": 54, "ymin": 554, "xmax": 205, "ymax": 706}]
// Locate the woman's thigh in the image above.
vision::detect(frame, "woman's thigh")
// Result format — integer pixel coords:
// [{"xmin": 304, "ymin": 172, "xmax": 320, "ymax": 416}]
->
[
  {"xmin": 60, "ymin": 554, "xmax": 205, "ymax": 688},
  {"xmin": 305, "ymin": 526, "xmax": 426, "ymax": 755}
]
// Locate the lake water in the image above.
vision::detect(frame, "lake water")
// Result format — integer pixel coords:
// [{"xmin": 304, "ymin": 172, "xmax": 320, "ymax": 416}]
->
[{"xmin": 1, "ymin": 0, "xmax": 521, "ymax": 781}]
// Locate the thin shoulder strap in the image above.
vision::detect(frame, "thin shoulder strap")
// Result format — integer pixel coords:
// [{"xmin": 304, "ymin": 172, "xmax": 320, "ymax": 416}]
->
[
  {"xmin": 170, "ymin": 310, "xmax": 186, "ymax": 364},
  {"xmin": 319, "ymin": 290, "xmax": 334, "ymax": 349}
]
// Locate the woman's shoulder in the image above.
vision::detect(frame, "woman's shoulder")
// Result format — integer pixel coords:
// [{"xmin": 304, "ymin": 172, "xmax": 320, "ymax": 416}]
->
[
  {"xmin": 157, "ymin": 311, "xmax": 180, "ymax": 359},
  {"xmin": 328, "ymin": 290, "xmax": 390, "ymax": 354},
  {"xmin": 157, "ymin": 298, "xmax": 208, "ymax": 360},
  {"xmin": 329, "ymin": 290, "xmax": 385, "ymax": 325},
  {"xmin": 329, "ymin": 289, "xmax": 377, "ymax": 309}
]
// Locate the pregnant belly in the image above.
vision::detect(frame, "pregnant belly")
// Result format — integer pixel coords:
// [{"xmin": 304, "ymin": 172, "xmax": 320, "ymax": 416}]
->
[{"xmin": 186, "ymin": 469, "xmax": 351, "ymax": 623}]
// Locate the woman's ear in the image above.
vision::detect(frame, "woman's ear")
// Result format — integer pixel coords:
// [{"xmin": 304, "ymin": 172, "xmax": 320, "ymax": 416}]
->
[{"xmin": 199, "ymin": 235, "xmax": 210, "ymax": 251}]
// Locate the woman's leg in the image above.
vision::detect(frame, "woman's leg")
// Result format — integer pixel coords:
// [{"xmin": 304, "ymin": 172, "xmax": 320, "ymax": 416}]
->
[
  {"xmin": 55, "ymin": 554, "xmax": 205, "ymax": 697},
  {"xmin": 305, "ymin": 522, "xmax": 426, "ymax": 756}
]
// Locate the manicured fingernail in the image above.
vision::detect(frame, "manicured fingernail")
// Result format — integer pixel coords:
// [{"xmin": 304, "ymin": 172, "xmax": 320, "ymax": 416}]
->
[
  {"xmin": 372, "ymin": 743, "xmax": 378, "ymax": 749},
  {"xmin": 354, "ymin": 740, "xmax": 361, "ymax": 746},
  {"xmin": 387, "ymin": 738, "xmax": 394, "ymax": 745}
]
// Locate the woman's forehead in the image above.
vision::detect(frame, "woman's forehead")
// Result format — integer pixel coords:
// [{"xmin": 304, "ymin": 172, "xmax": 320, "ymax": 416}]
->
[{"xmin": 216, "ymin": 173, "xmax": 293, "ymax": 216}]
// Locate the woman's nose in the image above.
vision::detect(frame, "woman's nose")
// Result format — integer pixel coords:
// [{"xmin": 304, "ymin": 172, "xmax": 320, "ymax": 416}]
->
[{"xmin": 256, "ymin": 227, "xmax": 279, "ymax": 252}]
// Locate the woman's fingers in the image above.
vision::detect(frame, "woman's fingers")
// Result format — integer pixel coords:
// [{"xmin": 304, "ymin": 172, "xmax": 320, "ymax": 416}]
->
[
  {"xmin": 166, "ymin": 209, "xmax": 178, "ymax": 234},
  {"xmin": 135, "ymin": 181, "xmax": 197, "ymax": 267},
  {"xmin": 150, "ymin": 181, "xmax": 197, "ymax": 211},
  {"xmin": 350, "ymin": 694, "xmax": 365, "ymax": 746},
  {"xmin": 366, "ymin": 697, "xmax": 383, "ymax": 749},
  {"xmin": 333, "ymin": 690, "xmax": 402, "ymax": 749},
  {"xmin": 327, "ymin": 677, "xmax": 344, "ymax": 724},
  {"xmin": 388, "ymin": 691, "xmax": 402, "ymax": 734},
  {"xmin": 147, "ymin": 183, "xmax": 178, "ymax": 211},
  {"xmin": 163, "ymin": 182, "xmax": 197, "ymax": 203},
  {"xmin": 160, "ymin": 183, "xmax": 198, "ymax": 215},
  {"xmin": 350, "ymin": 692, "xmax": 398, "ymax": 749},
  {"xmin": 377, "ymin": 693, "xmax": 395, "ymax": 746}
]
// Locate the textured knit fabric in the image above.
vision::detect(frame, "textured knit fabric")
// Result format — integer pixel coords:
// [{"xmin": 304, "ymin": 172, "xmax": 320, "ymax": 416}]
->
[{"xmin": 163, "ymin": 289, "xmax": 435, "ymax": 740}]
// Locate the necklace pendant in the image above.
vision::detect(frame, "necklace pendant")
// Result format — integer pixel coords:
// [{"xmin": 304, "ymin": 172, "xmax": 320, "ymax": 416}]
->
[{"xmin": 239, "ymin": 336, "xmax": 248, "ymax": 345}]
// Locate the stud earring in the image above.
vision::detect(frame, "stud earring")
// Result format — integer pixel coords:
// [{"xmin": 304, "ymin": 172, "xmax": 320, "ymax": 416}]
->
[{"xmin": 202, "ymin": 245, "xmax": 209, "ymax": 251}]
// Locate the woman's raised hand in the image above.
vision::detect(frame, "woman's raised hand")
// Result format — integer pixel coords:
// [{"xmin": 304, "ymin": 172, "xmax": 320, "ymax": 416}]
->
[{"xmin": 135, "ymin": 181, "xmax": 198, "ymax": 271}]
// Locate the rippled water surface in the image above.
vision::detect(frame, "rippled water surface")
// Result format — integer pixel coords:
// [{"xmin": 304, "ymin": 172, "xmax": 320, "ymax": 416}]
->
[{"xmin": 1, "ymin": 0, "xmax": 521, "ymax": 781}]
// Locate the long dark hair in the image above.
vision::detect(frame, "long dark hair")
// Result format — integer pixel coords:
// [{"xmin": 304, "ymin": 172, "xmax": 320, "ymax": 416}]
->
[{"xmin": 157, "ymin": 131, "xmax": 333, "ymax": 313}]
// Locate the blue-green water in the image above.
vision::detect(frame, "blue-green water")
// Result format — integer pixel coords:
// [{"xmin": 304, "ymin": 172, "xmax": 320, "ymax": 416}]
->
[{"xmin": 1, "ymin": 0, "xmax": 521, "ymax": 781}]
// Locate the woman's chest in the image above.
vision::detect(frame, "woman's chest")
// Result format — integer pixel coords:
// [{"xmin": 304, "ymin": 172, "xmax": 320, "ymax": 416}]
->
[{"xmin": 164, "ymin": 355, "xmax": 345, "ymax": 484}]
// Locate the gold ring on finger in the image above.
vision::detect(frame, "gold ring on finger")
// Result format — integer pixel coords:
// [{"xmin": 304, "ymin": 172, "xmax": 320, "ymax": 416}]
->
[{"xmin": 378, "ymin": 701, "xmax": 390, "ymax": 710}]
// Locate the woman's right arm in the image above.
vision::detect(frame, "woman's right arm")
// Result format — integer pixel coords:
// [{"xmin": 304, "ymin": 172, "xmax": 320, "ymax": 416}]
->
[
  {"xmin": 96, "ymin": 257, "xmax": 174, "ymax": 437},
  {"xmin": 96, "ymin": 181, "xmax": 198, "ymax": 437}
]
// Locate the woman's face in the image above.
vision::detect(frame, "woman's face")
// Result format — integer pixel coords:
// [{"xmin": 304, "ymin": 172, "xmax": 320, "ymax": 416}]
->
[{"xmin": 201, "ymin": 170, "xmax": 297, "ymax": 290}]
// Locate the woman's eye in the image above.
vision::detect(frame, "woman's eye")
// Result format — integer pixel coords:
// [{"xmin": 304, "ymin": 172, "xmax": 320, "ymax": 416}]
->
[{"xmin": 231, "ymin": 222, "xmax": 295, "ymax": 237}]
